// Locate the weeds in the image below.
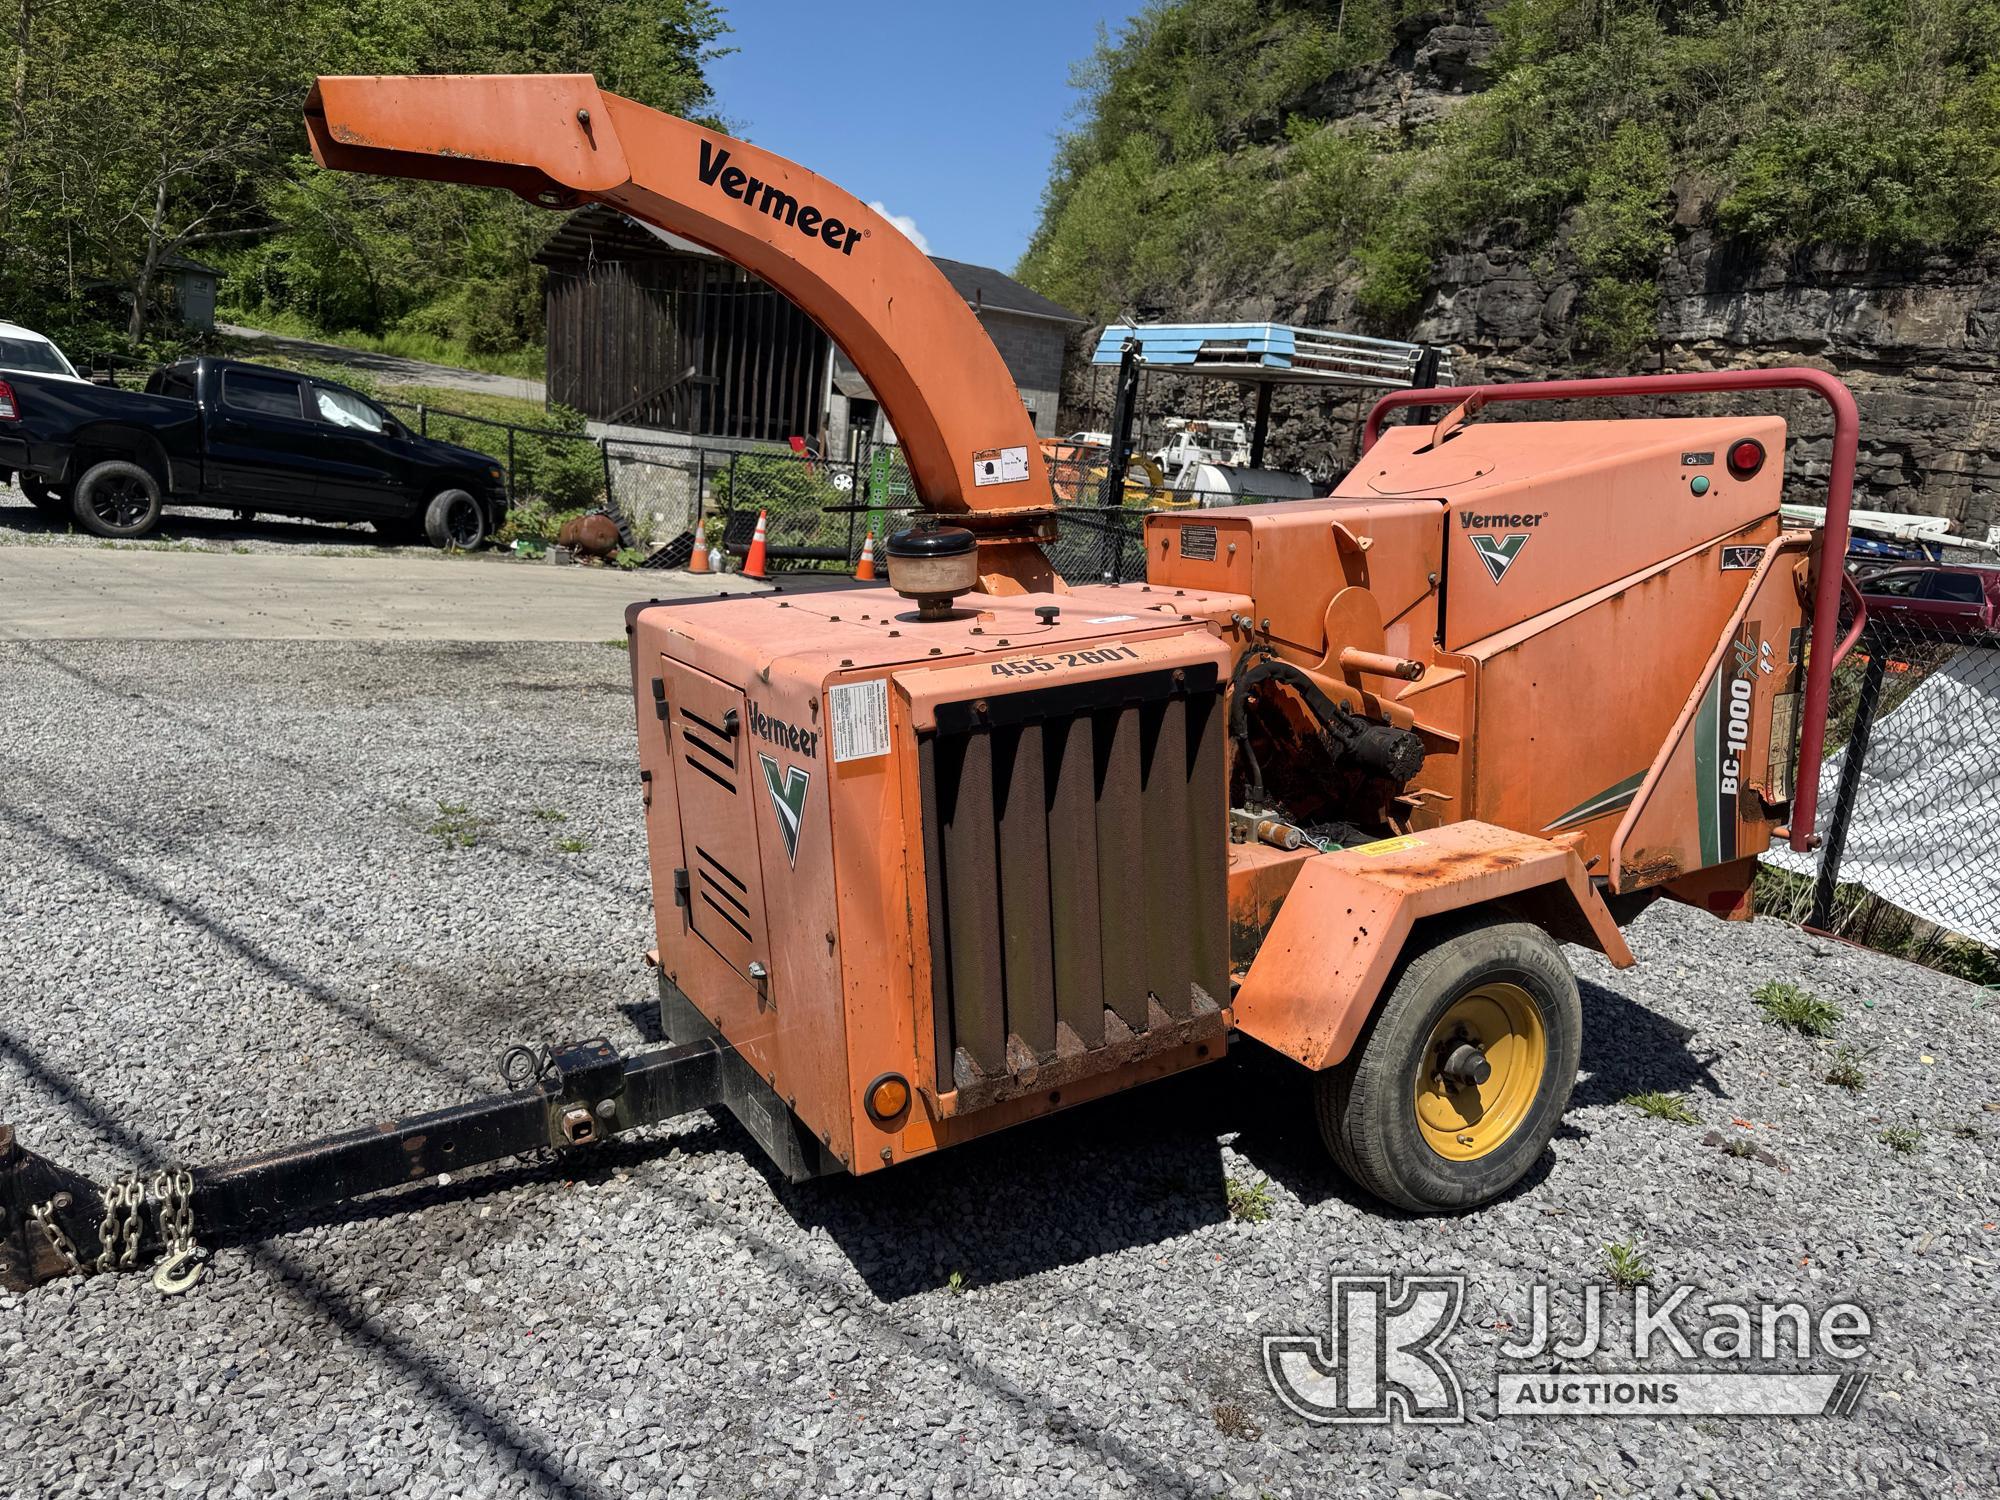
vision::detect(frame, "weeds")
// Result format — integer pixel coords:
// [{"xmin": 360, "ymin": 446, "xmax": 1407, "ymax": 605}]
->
[
  {"xmin": 556, "ymin": 836, "xmax": 589, "ymax": 854},
  {"xmin": 945, "ymin": 1269, "xmax": 969, "ymax": 1295},
  {"xmin": 1824, "ymin": 1047, "xmax": 1867, "ymax": 1091},
  {"xmin": 1604, "ymin": 1239, "xmax": 1652, "ymax": 1287},
  {"xmin": 1211, "ymin": 1401, "xmax": 1260, "ymax": 1440},
  {"xmin": 427, "ymin": 802, "xmax": 490, "ymax": 850},
  {"xmin": 1878, "ymin": 1125, "xmax": 1922, "ymax": 1155},
  {"xmin": 1623, "ymin": 1090, "xmax": 1699, "ymax": 1125},
  {"xmin": 1754, "ymin": 980, "xmax": 1841, "ymax": 1037},
  {"xmin": 1225, "ymin": 1175, "xmax": 1274, "ymax": 1223},
  {"xmin": 530, "ymin": 808, "xmax": 568, "ymax": 823}
]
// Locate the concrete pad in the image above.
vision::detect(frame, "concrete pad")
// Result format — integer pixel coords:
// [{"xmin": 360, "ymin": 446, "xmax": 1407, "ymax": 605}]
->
[{"xmin": 0, "ymin": 545, "xmax": 768, "ymax": 641}]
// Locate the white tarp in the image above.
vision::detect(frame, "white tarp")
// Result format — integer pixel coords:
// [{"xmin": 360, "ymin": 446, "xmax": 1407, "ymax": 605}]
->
[{"xmin": 1763, "ymin": 645, "xmax": 2000, "ymax": 947}]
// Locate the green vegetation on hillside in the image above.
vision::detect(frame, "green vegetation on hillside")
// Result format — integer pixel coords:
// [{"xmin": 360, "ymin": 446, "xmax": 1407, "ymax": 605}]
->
[
  {"xmin": 0, "ymin": 0, "xmax": 726, "ymax": 362},
  {"xmin": 1020, "ymin": 0, "xmax": 2000, "ymax": 357}
]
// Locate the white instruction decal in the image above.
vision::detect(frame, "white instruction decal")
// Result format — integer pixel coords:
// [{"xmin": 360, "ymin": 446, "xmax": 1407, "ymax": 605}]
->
[
  {"xmin": 1086, "ymin": 614, "xmax": 1137, "ymax": 624},
  {"xmin": 972, "ymin": 446, "xmax": 1031, "ymax": 486},
  {"xmin": 828, "ymin": 678, "xmax": 891, "ymax": 763}
]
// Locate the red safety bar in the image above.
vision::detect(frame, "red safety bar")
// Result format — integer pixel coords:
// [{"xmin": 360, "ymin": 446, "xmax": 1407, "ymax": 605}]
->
[{"xmin": 1365, "ymin": 367, "xmax": 1864, "ymax": 854}]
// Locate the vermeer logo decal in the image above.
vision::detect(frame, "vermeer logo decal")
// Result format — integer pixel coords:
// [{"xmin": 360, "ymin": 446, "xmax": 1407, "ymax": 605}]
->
[
  {"xmin": 1469, "ymin": 532, "xmax": 1531, "ymax": 583},
  {"xmin": 699, "ymin": 140, "xmax": 864, "ymax": 255},
  {"xmin": 757, "ymin": 754, "xmax": 810, "ymax": 866}
]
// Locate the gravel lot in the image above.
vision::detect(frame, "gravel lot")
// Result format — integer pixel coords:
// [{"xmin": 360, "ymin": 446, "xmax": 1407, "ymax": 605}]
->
[
  {"xmin": 1, "ymin": 639, "xmax": 1995, "ymax": 1499},
  {"xmin": 0, "ymin": 479, "xmax": 445, "ymax": 555}
]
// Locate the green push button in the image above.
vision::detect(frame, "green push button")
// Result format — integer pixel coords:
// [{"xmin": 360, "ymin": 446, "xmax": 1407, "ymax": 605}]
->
[{"xmin": 1691, "ymin": 474, "xmax": 1711, "ymax": 496}]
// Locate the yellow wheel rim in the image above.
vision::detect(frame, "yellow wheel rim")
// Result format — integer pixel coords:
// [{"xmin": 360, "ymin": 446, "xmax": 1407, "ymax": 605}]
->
[{"xmin": 1413, "ymin": 982, "xmax": 1547, "ymax": 1161}]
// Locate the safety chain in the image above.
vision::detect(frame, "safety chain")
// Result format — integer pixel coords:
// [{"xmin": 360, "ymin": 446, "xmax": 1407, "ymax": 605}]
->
[
  {"xmin": 96, "ymin": 1174, "xmax": 145, "ymax": 1272},
  {"xmin": 149, "ymin": 1166, "xmax": 205, "ymax": 1295},
  {"xmin": 26, "ymin": 1165, "xmax": 206, "ymax": 1295},
  {"xmin": 29, "ymin": 1197, "xmax": 83, "ymax": 1277}
]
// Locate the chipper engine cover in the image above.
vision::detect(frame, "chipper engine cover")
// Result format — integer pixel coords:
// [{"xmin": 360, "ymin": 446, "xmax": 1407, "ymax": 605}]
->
[{"xmin": 631, "ymin": 583, "xmax": 1252, "ymax": 1176}]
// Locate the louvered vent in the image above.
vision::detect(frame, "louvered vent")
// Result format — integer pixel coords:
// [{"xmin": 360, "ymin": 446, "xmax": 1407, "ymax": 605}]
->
[{"xmin": 918, "ymin": 668, "xmax": 1228, "ymax": 1113}]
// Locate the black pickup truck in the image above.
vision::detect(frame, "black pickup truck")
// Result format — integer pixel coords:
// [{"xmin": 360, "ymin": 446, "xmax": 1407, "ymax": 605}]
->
[{"xmin": 0, "ymin": 356, "xmax": 508, "ymax": 547}]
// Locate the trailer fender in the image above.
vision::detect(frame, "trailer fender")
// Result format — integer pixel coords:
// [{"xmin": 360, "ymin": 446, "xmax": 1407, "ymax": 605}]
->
[{"xmin": 1230, "ymin": 820, "xmax": 1633, "ymax": 1071}]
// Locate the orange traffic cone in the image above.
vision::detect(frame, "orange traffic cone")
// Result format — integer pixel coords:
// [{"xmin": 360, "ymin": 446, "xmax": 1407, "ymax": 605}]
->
[
  {"xmin": 688, "ymin": 533, "xmax": 710, "ymax": 573},
  {"xmin": 855, "ymin": 529, "xmax": 876, "ymax": 580},
  {"xmin": 742, "ymin": 509, "xmax": 770, "ymax": 580}
]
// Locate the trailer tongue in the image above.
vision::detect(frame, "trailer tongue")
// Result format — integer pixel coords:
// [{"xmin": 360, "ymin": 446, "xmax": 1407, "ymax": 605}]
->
[{"xmin": 1, "ymin": 1037, "xmax": 735, "ymax": 1292}]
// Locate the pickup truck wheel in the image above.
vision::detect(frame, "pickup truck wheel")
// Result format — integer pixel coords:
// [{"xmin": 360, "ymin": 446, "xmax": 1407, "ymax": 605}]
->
[
  {"xmin": 1315, "ymin": 917, "xmax": 1582, "ymax": 1214},
  {"xmin": 424, "ymin": 489, "xmax": 487, "ymax": 550},
  {"xmin": 21, "ymin": 475, "xmax": 69, "ymax": 515},
  {"xmin": 72, "ymin": 460, "xmax": 163, "ymax": 539}
]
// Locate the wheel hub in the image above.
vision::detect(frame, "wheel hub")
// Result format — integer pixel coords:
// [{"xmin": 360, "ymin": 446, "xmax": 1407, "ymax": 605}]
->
[{"xmin": 1413, "ymin": 982, "xmax": 1546, "ymax": 1162}]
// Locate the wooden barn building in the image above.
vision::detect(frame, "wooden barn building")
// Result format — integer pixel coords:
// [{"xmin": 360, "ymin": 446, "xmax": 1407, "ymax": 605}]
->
[{"xmin": 535, "ymin": 206, "xmax": 1082, "ymax": 453}]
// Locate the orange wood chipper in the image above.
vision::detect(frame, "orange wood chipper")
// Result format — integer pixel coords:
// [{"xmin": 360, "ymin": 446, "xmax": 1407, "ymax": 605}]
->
[{"xmin": 0, "ymin": 75, "xmax": 1866, "ymax": 1293}]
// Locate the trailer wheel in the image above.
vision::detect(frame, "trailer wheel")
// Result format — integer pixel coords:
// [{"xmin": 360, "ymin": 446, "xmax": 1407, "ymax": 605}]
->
[
  {"xmin": 1316, "ymin": 917, "xmax": 1581, "ymax": 1214},
  {"xmin": 21, "ymin": 475, "xmax": 69, "ymax": 515},
  {"xmin": 423, "ymin": 488, "xmax": 487, "ymax": 550},
  {"xmin": 71, "ymin": 459, "xmax": 162, "ymax": 539}
]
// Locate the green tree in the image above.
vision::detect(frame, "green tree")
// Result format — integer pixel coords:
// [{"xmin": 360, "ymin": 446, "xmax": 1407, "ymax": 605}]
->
[
  {"xmin": 0, "ymin": 0, "xmax": 727, "ymax": 355},
  {"xmin": 1018, "ymin": 0, "xmax": 2000, "ymax": 345}
]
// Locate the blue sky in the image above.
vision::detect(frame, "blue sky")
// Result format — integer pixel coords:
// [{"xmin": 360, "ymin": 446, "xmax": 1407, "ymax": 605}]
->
[{"xmin": 708, "ymin": 1, "xmax": 1148, "ymax": 274}]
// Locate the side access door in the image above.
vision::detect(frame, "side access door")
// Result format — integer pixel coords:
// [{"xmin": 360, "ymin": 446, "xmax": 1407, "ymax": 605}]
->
[
  {"xmin": 305, "ymin": 380, "xmax": 416, "ymax": 519},
  {"xmin": 204, "ymin": 368, "xmax": 328, "ymax": 509}
]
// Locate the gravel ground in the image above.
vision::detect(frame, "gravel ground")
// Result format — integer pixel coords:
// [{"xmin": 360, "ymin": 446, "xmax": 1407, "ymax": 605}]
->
[
  {"xmin": 0, "ymin": 479, "xmax": 443, "ymax": 556},
  {"xmin": 1, "ymin": 639, "xmax": 1995, "ymax": 1499}
]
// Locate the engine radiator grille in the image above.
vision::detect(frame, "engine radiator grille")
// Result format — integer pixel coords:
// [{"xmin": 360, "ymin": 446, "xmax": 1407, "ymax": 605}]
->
[{"xmin": 917, "ymin": 668, "xmax": 1228, "ymax": 1111}]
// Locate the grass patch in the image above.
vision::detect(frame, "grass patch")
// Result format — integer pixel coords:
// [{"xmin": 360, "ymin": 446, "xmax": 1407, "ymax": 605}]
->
[
  {"xmin": 1825, "ymin": 1047, "xmax": 1867, "ymax": 1091},
  {"xmin": 1878, "ymin": 1125, "xmax": 1922, "ymax": 1155},
  {"xmin": 1623, "ymin": 1090, "xmax": 1699, "ymax": 1126},
  {"xmin": 219, "ymin": 311, "xmax": 544, "ymax": 381},
  {"xmin": 427, "ymin": 802, "xmax": 491, "ymax": 850},
  {"xmin": 1604, "ymin": 1239, "xmax": 1652, "ymax": 1288},
  {"xmin": 556, "ymin": 836, "xmax": 590, "ymax": 854},
  {"xmin": 1754, "ymin": 864, "xmax": 2000, "ymax": 986},
  {"xmin": 1754, "ymin": 980, "xmax": 1841, "ymax": 1038},
  {"xmin": 1225, "ymin": 1175, "xmax": 1274, "ymax": 1223},
  {"xmin": 531, "ymin": 808, "xmax": 568, "ymax": 823},
  {"xmin": 602, "ymin": 638, "xmax": 628, "ymax": 650}
]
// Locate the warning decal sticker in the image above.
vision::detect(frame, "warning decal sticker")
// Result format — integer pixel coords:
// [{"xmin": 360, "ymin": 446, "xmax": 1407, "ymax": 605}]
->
[
  {"xmin": 972, "ymin": 446, "xmax": 1030, "ymax": 486},
  {"xmin": 829, "ymin": 678, "xmax": 891, "ymax": 763}
]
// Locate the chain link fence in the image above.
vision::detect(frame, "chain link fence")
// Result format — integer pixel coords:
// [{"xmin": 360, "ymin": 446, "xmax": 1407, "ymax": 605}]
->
[{"xmin": 1762, "ymin": 560, "xmax": 2000, "ymax": 985}]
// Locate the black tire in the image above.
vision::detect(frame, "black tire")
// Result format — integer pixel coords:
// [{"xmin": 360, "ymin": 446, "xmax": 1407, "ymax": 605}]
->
[
  {"xmin": 1316, "ymin": 916, "xmax": 1582, "ymax": 1214},
  {"xmin": 21, "ymin": 475, "xmax": 69, "ymax": 515},
  {"xmin": 71, "ymin": 459, "xmax": 162, "ymax": 539},
  {"xmin": 423, "ymin": 488, "xmax": 487, "ymax": 550}
]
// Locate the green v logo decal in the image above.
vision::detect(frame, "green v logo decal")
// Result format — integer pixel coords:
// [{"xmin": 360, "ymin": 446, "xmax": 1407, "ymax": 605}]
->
[
  {"xmin": 757, "ymin": 754, "xmax": 811, "ymax": 865},
  {"xmin": 1469, "ymin": 532, "xmax": 1530, "ymax": 583}
]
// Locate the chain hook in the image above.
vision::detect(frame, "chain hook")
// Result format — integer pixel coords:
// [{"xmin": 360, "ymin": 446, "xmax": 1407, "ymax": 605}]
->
[{"xmin": 151, "ymin": 1246, "xmax": 207, "ymax": 1295}]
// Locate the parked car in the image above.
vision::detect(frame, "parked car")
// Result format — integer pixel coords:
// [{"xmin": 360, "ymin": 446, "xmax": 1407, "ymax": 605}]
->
[
  {"xmin": 1855, "ymin": 562, "xmax": 2000, "ymax": 643},
  {"xmin": 0, "ymin": 320, "xmax": 86, "ymax": 384},
  {"xmin": 0, "ymin": 355, "xmax": 507, "ymax": 546}
]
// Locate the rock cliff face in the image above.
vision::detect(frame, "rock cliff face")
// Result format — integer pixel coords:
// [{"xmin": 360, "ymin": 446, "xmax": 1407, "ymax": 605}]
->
[
  {"xmin": 1423, "ymin": 224, "xmax": 2000, "ymax": 535},
  {"xmin": 1060, "ymin": 10, "xmax": 1998, "ymax": 537}
]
